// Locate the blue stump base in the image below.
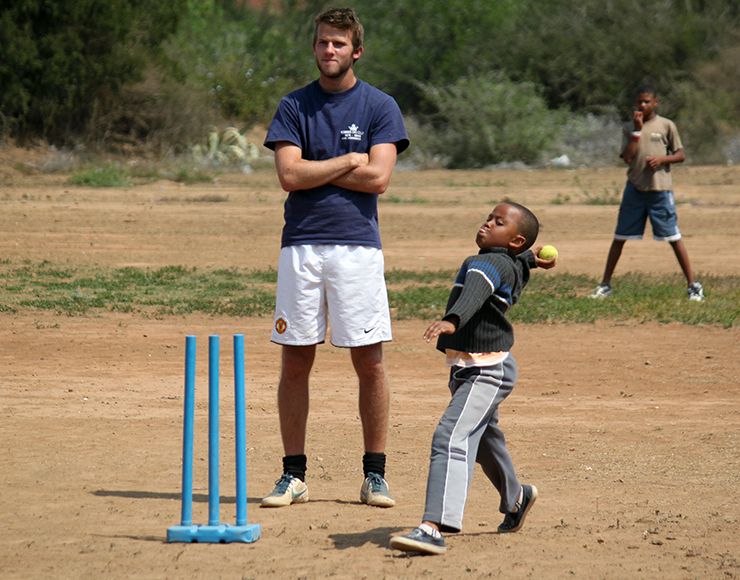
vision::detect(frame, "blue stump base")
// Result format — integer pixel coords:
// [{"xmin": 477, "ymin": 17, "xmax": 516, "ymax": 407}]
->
[{"xmin": 167, "ymin": 523, "xmax": 261, "ymax": 543}]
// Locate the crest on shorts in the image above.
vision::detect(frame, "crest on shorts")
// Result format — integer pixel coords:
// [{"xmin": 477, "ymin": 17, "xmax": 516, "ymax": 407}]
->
[{"xmin": 275, "ymin": 317, "xmax": 288, "ymax": 334}]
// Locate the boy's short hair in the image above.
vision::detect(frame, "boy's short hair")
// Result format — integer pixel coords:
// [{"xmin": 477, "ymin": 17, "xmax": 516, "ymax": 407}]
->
[
  {"xmin": 314, "ymin": 7, "xmax": 364, "ymax": 53},
  {"xmin": 636, "ymin": 84, "xmax": 657, "ymax": 98},
  {"xmin": 503, "ymin": 202, "xmax": 539, "ymax": 252}
]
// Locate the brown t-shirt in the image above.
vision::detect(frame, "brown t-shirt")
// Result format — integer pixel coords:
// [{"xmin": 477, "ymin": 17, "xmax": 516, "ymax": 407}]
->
[{"xmin": 621, "ymin": 115, "xmax": 683, "ymax": 192}]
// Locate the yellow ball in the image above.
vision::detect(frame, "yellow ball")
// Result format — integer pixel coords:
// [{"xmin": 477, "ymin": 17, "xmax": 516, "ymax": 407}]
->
[{"xmin": 539, "ymin": 245, "xmax": 558, "ymax": 261}]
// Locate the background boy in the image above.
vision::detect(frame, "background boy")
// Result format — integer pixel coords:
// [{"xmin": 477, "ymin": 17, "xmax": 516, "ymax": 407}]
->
[
  {"xmin": 589, "ymin": 84, "xmax": 703, "ymax": 301},
  {"xmin": 389, "ymin": 202, "xmax": 556, "ymax": 555}
]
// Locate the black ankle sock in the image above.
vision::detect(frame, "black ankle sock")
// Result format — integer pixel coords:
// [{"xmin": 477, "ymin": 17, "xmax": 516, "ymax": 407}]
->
[
  {"xmin": 362, "ymin": 452, "xmax": 386, "ymax": 478},
  {"xmin": 283, "ymin": 454, "xmax": 307, "ymax": 482}
]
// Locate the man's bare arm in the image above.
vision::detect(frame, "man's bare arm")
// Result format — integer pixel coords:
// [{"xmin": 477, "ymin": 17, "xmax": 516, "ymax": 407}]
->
[
  {"xmin": 330, "ymin": 142, "xmax": 398, "ymax": 194},
  {"xmin": 274, "ymin": 142, "xmax": 368, "ymax": 192}
]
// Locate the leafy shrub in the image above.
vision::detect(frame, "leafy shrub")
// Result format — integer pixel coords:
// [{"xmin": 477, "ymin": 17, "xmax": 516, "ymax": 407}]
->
[
  {"xmin": 354, "ymin": 0, "xmax": 519, "ymax": 112},
  {"xmin": 490, "ymin": 0, "xmax": 733, "ymax": 115},
  {"xmin": 6, "ymin": 0, "xmax": 740, "ymax": 166},
  {"xmin": 673, "ymin": 46, "xmax": 740, "ymax": 165},
  {"xmin": 0, "ymin": 0, "xmax": 182, "ymax": 143},
  {"xmin": 205, "ymin": 59, "xmax": 297, "ymax": 124},
  {"xmin": 69, "ymin": 162, "xmax": 132, "ymax": 187},
  {"xmin": 85, "ymin": 69, "xmax": 219, "ymax": 155},
  {"xmin": 552, "ymin": 112, "xmax": 622, "ymax": 167},
  {"xmin": 165, "ymin": 0, "xmax": 317, "ymax": 126},
  {"xmin": 414, "ymin": 73, "xmax": 565, "ymax": 168}
]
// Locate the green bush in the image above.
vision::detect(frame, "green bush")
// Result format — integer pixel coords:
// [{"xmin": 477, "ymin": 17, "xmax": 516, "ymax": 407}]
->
[
  {"xmin": 354, "ymin": 0, "xmax": 518, "ymax": 112},
  {"xmin": 553, "ymin": 112, "xmax": 622, "ymax": 167},
  {"xmin": 85, "ymin": 69, "xmax": 218, "ymax": 155},
  {"xmin": 5, "ymin": 0, "xmax": 740, "ymax": 165},
  {"xmin": 673, "ymin": 46, "xmax": 740, "ymax": 165},
  {"xmin": 414, "ymin": 73, "xmax": 565, "ymax": 168},
  {"xmin": 165, "ymin": 0, "xmax": 318, "ymax": 126},
  {"xmin": 489, "ymin": 0, "xmax": 734, "ymax": 115},
  {"xmin": 0, "ymin": 0, "xmax": 181, "ymax": 143},
  {"xmin": 69, "ymin": 162, "xmax": 132, "ymax": 187}
]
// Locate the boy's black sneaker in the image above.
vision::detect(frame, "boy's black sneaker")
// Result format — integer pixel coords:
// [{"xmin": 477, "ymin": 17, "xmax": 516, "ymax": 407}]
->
[{"xmin": 498, "ymin": 484, "xmax": 538, "ymax": 533}]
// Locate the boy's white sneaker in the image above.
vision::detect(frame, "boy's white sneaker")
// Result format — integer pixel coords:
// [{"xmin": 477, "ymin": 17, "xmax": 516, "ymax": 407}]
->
[
  {"xmin": 687, "ymin": 282, "xmax": 704, "ymax": 302},
  {"xmin": 588, "ymin": 284, "xmax": 612, "ymax": 299}
]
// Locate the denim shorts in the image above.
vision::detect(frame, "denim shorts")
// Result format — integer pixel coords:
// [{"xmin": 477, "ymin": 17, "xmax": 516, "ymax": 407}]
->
[{"xmin": 614, "ymin": 181, "xmax": 681, "ymax": 241}]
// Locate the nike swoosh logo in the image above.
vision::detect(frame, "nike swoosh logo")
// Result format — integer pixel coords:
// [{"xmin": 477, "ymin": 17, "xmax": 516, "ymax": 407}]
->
[
  {"xmin": 292, "ymin": 489, "xmax": 307, "ymax": 499},
  {"xmin": 364, "ymin": 328, "xmax": 375, "ymax": 334}
]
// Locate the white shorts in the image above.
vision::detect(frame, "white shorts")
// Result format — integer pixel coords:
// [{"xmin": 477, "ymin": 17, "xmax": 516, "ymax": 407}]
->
[{"xmin": 271, "ymin": 244, "xmax": 392, "ymax": 348}]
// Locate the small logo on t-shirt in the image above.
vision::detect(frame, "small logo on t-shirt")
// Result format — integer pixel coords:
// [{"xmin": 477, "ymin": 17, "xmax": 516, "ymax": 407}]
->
[{"xmin": 341, "ymin": 124, "xmax": 364, "ymax": 141}]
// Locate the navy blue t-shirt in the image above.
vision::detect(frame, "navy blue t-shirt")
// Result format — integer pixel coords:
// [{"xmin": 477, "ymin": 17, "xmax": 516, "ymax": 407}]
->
[{"xmin": 264, "ymin": 79, "xmax": 409, "ymax": 249}]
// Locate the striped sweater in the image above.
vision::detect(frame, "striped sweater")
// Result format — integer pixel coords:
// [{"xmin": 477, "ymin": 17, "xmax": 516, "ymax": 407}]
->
[{"xmin": 437, "ymin": 247, "xmax": 536, "ymax": 354}]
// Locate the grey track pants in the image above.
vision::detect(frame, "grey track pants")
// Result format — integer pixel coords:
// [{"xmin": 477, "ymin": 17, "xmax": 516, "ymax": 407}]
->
[{"xmin": 422, "ymin": 353, "xmax": 521, "ymax": 533}]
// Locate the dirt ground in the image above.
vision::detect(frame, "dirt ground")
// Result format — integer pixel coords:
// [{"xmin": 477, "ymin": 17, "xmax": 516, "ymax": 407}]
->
[{"xmin": 1, "ymin": 148, "xmax": 739, "ymax": 579}]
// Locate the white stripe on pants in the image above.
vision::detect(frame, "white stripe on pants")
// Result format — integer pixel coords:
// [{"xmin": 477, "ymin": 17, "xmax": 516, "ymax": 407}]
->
[{"xmin": 422, "ymin": 354, "xmax": 521, "ymax": 533}]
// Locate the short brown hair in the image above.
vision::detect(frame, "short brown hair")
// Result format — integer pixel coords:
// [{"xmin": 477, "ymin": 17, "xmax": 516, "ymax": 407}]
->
[{"xmin": 314, "ymin": 7, "xmax": 364, "ymax": 52}]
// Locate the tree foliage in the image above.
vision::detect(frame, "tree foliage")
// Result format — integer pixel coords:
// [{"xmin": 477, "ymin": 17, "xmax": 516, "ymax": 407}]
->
[
  {"xmin": 418, "ymin": 73, "xmax": 565, "ymax": 168},
  {"xmin": 490, "ymin": 0, "xmax": 732, "ymax": 114},
  {"xmin": 164, "ymin": 0, "xmax": 319, "ymax": 126},
  {"xmin": 0, "ymin": 0, "xmax": 181, "ymax": 142},
  {"xmin": 351, "ymin": 0, "xmax": 520, "ymax": 112},
  {"xmin": 3, "ymin": 0, "xmax": 740, "ymax": 164}
]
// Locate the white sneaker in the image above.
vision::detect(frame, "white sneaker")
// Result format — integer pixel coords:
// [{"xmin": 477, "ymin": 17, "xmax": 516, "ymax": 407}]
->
[
  {"xmin": 687, "ymin": 282, "xmax": 704, "ymax": 302},
  {"xmin": 360, "ymin": 473, "xmax": 395, "ymax": 507},
  {"xmin": 588, "ymin": 284, "xmax": 612, "ymax": 299},
  {"xmin": 261, "ymin": 474, "xmax": 309, "ymax": 507}
]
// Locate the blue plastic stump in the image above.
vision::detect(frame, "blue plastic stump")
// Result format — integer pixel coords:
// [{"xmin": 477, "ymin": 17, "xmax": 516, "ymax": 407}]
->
[
  {"xmin": 167, "ymin": 334, "xmax": 260, "ymax": 543},
  {"xmin": 208, "ymin": 335, "xmax": 220, "ymax": 527},
  {"xmin": 233, "ymin": 334, "xmax": 248, "ymax": 527},
  {"xmin": 166, "ymin": 522, "xmax": 261, "ymax": 543}
]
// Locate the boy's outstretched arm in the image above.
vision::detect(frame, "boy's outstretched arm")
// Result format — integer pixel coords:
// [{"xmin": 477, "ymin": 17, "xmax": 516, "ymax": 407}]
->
[{"xmin": 423, "ymin": 317, "xmax": 459, "ymax": 343}]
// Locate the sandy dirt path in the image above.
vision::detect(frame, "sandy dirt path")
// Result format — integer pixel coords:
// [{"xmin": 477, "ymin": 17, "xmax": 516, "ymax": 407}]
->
[{"xmin": 1, "ymin": 160, "xmax": 739, "ymax": 579}]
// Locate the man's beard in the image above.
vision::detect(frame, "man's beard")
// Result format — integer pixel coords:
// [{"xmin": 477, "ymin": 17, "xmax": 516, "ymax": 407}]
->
[{"xmin": 317, "ymin": 57, "xmax": 355, "ymax": 79}]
